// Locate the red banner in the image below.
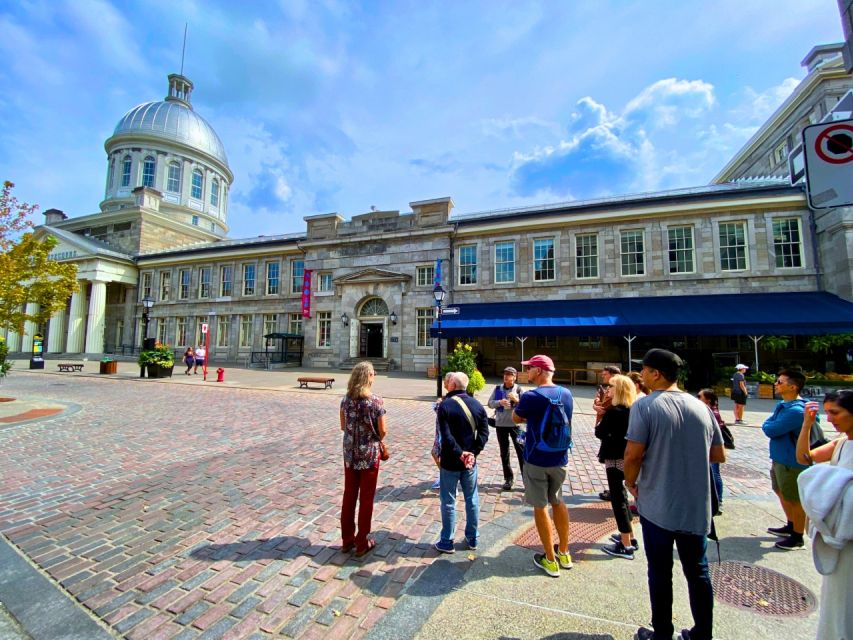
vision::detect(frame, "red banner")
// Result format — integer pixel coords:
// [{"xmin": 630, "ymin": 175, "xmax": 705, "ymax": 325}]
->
[{"xmin": 301, "ymin": 269, "xmax": 313, "ymax": 318}]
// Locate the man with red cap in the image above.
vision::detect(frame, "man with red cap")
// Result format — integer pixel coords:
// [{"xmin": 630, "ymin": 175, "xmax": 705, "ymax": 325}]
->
[{"xmin": 512, "ymin": 354, "xmax": 575, "ymax": 577}]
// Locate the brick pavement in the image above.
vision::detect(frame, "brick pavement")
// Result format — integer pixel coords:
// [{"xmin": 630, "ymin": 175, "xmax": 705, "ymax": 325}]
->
[{"xmin": 0, "ymin": 373, "xmax": 782, "ymax": 639}]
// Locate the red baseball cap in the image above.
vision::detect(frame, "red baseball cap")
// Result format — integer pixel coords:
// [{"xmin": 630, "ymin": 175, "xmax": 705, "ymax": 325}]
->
[{"xmin": 521, "ymin": 355, "xmax": 555, "ymax": 372}]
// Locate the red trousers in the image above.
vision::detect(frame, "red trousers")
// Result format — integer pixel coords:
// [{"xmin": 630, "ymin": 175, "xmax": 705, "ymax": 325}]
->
[{"xmin": 341, "ymin": 464, "xmax": 379, "ymax": 551}]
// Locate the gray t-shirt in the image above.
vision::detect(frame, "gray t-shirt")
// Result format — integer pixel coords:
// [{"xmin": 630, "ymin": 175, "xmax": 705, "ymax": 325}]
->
[{"xmin": 626, "ymin": 390, "xmax": 723, "ymax": 535}]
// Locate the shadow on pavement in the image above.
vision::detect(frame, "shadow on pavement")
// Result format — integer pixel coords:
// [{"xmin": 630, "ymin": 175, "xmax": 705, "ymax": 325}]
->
[
  {"xmin": 189, "ymin": 535, "xmax": 306, "ymax": 561},
  {"xmin": 499, "ymin": 635, "xmax": 616, "ymax": 640}
]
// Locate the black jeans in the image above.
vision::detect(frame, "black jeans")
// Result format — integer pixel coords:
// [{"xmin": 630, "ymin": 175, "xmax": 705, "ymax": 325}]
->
[
  {"xmin": 495, "ymin": 427, "xmax": 524, "ymax": 481},
  {"xmin": 640, "ymin": 516, "xmax": 713, "ymax": 640},
  {"xmin": 605, "ymin": 466, "xmax": 632, "ymax": 534}
]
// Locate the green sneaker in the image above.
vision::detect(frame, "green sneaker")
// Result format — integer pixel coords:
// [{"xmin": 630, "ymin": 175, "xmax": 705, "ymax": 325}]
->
[
  {"xmin": 553, "ymin": 544, "xmax": 573, "ymax": 569},
  {"xmin": 533, "ymin": 552, "xmax": 560, "ymax": 577}
]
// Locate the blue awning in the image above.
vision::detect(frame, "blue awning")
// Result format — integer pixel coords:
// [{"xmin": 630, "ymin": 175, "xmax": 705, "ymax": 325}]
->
[{"xmin": 430, "ymin": 292, "xmax": 853, "ymax": 338}]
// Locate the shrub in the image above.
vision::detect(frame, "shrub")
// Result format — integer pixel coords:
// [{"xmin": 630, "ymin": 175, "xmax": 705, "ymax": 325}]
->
[
  {"xmin": 442, "ymin": 342, "xmax": 485, "ymax": 394},
  {"xmin": 0, "ymin": 337, "xmax": 10, "ymax": 379},
  {"xmin": 468, "ymin": 369, "xmax": 486, "ymax": 395},
  {"xmin": 137, "ymin": 342, "xmax": 175, "ymax": 368}
]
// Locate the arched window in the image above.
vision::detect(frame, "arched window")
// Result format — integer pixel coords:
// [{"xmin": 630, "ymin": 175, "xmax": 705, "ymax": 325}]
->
[
  {"xmin": 358, "ymin": 298, "xmax": 389, "ymax": 317},
  {"xmin": 121, "ymin": 155, "xmax": 132, "ymax": 187},
  {"xmin": 167, "ymin": 162, "xmax": 181, "ymax": 193},
  {"xmin": 210, "ymin": 178, "xmax": 219, "ymax": 206},
  {"xmin": 142, "ymin": 156, "xmax": 156, "ymax": 187},
  {"xmin": 191, "ymin": 169, "xmax": 203, "ymax": 199}
]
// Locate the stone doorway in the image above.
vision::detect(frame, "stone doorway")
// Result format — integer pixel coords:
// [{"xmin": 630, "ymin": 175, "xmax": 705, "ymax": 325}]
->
[{"xmin": 359, "ymin": 323, "xmax": 384, "ymax": 357}]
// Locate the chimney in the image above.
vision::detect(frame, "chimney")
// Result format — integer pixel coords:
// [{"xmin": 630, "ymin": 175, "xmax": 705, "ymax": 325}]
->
[{"xmin": 43, "ymin": 208, "xmax": 67, "ymax": 225}]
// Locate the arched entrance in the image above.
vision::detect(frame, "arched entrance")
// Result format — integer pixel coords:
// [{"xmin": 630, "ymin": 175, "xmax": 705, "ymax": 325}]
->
[{"xmin": 357, "ymin": 297, "xmax": 389, "ymax": 358}]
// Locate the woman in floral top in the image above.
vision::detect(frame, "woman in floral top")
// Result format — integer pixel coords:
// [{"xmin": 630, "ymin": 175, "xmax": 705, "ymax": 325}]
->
[{"xmin": 340, "ymin": 361, "xmax": 387, "ymax": 557}]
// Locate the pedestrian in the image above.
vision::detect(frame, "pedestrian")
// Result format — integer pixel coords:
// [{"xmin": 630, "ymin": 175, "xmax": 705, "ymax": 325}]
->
[
  {"xmin": 340, "ymin": 362, "xmax": 386, "ymax": 557},
  {"xmin": 434, "ymin": 372, "xmax": 489, "ymax": 554},
  {"xmin": 628, "ymin": 371, "xmax": 649, "ymax": 397},
  {"xmin": 430, "ymin": 399, "xmax": 442, "ymax": 490},
  {"xmin": 487, "ymin": 366, "xmax": 525, "ymax": 491},
  {"xmin": 596, "ymin": 374, "xmax": 639, "ymax": 560},
  {"xmin": 182, "ymin": 346, "xmax": 194, "ymax": 375},
  {"xmin": 594, "ymin": 365, "xmax": 621, "ymax": 501},
  {"xmin": 731, "ymin": 364, "xmax": 749, "ymax": 424},
  {"xmin": 624, "ymin": 348, "xmax": 725, "ymax": 640},
  {"xmin": 761, "ymin": 368, "xmax": 810, "ymax": 550},
  {"xmin": 193, "ymin": 343, "xmax": 206, "ymax": 374},
  {"xmin": 795, "ymin": 390, "xmax": 853, "ymax": 640},
  {"xmin": 512, "ymin": 355, "xmax": 574, "ymax": 577},
  {"xmin": 698, "ymin": 389, "xmax": 728, "ymax": 510}
]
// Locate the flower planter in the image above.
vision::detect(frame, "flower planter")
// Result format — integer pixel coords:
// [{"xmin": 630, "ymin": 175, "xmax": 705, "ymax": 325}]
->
[
  {"xmin": 426, "ymin": 366, "xmax": 438, "ymax": 379},
  {"xmin": 757, "ymin": 383, "xmax": 775, "ymax": 399},
  {"xmin": 146, "ymin": 364, "xmax": 174, "ymax": 378},
  {"xmin": 99, "ymin": 361, "xmax": 117, "ymax": 375}
]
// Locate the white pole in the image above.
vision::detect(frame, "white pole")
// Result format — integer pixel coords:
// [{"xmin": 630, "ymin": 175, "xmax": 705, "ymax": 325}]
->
[
  {"xmin": 624, "ymin": 335, "xmax": 637, "ymax": 371},
  {"xmin": 750, "ymin": 335, "xmax": 763, "ymax": 372},
  {"xmin": 516, "ymin": 336, "xmax": 528, "ymax": 368}
]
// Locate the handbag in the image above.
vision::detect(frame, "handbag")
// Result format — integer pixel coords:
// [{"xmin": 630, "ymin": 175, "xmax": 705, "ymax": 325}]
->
[
  {"xmin": 720, "ymin": 423, "xmax": 736, "ymax": 449},
  {"xmin": 364, "ymin": 402, "xmax": 389, "ymax": 461}
]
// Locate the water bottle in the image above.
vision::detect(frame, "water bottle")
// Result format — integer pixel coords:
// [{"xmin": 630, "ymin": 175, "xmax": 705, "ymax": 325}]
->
[{"xmin": 516, "ymin": 426, "xmax": 526, "ymax": 446}]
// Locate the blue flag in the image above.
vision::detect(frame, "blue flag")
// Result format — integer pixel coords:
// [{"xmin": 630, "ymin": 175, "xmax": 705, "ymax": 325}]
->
[{"xmin": 435, "ymin": 259, "xmax": 442, "ymax": 286}]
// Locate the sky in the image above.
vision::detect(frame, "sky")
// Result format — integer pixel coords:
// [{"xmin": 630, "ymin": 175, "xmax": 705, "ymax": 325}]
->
[{"xmin": 0, "ymin": 0, "xmax": 845, "ymax": 240}]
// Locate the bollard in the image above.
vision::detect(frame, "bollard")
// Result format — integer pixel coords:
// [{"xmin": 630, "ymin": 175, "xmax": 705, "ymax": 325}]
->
[{"xmin": 216, "ymin": 367, "xmax": 225, "ymax": 382}]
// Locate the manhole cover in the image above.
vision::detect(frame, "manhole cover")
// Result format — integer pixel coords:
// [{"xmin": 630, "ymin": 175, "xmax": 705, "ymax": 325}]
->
[
  {"xmin": 513, "ymin": 501, "xmax": 617, "ymax": 561},
  {"xmin": 710, "ymin": 561, "xmax": 816, "ymax": 616}
]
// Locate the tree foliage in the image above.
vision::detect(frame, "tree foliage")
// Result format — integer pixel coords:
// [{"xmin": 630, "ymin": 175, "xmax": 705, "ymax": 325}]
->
[
  {"xmin": 0, "ymin": 182, "xmax": 78, "ymax": 334},
  {"xmin": 806, "ymin": 334, "xmax": 853, "ymax": 354}
]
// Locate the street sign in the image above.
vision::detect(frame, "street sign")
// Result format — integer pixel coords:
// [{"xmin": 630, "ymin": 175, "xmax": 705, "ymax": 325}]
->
[
  {"xmin": 201, "ymin": 323, "xmax": 209, "ymax": 334},
  {"xmin": 441, "ymin": 307, "xmax": 460, "ymax": 315},
  {"xmin": 803, "ymin": 117, "xmax": 853, "ymax": 208},
  {"xmin": 788, "ymin": 143, "xmax": 805, "ymax": 184}
]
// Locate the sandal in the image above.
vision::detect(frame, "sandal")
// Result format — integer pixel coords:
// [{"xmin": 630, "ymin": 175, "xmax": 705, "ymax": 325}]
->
[
  {"xmin": 354, "ymin": 539, "xmax": 376, "ymax": 558},
  {"xmin": 341, "ymin": 542, "xmax": 355, "ymax": 553}
]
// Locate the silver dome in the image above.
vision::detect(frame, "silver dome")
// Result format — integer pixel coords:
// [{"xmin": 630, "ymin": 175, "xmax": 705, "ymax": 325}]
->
[{"xmin": 112, "ymin": 100, "xmax": 229, "ymax": 167}]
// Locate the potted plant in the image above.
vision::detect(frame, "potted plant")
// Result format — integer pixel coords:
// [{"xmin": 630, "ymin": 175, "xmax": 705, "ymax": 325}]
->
[
  {"xmin": 137, "ymin": 343, "xmax": 175, "ymax": 378},
  {"xmin": 441, "ymin": 342, "xmax": 486, "ymax": 395},
  {"xmin": 0, "ymin": 337, "xmax": 11, "ymax": 384},
  {"xmin": 749, "ymin": 370, "xmax": 776, "ymax": 398},
  {"xmin": 99, "ymin": 356, "xmax": 117, "ymax": 375}
]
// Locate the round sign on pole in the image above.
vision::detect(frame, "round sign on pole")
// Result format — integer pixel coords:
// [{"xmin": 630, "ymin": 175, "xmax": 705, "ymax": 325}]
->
[
  {"xmin": 803, "ymin": 118, "xmax": 853, "ymax": 209},
  {"xmin": 814, "ymin": 123, "xmax": 853, "ymax": 164}
]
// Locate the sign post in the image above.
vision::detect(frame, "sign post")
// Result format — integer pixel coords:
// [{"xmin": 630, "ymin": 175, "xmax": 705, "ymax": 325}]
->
[
  {"xmin": 201, "ymin": 322, "xmax": 209, "ymax": 381},
  {"xmin": 803, "ymin": 118, "xmax": 853, "ymax": 208}
]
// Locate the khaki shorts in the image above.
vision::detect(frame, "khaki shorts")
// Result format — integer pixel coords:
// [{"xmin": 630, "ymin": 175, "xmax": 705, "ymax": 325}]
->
[
  {"xmin": 771, "ymin": 461, "xmax": 804, "ymax": 503},
  {"xmin": 523, "ymin": 462, "xmax": 566, "ymax": 508}
]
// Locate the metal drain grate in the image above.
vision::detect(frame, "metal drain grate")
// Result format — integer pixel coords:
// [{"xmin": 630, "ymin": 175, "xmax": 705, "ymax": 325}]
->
[
  {"xmin": 710, "ymin": 561, "xmax": 817, "ymax": 616},
  {"xmin": 513, "ymin": 500, "xmax": 617, "ymax": 561}
]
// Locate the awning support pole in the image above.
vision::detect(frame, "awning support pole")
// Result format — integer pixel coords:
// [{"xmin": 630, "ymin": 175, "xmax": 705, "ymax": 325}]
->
[
  {"xmin": 516, "ymin": 336, "xmax": 528, "ymax": 369},
  {"xmin": 624, "ymin": 335, "xmax": 637, "ymax": 372},
  {"xmin": 749, "ymin": 335, "xmax": 764, "ymax": 373}
]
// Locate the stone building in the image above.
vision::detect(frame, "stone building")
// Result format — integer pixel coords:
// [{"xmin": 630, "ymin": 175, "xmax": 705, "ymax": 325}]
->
[{"xmin": 11, "ymin": 44, "xmax": 853, "ymax": 380}]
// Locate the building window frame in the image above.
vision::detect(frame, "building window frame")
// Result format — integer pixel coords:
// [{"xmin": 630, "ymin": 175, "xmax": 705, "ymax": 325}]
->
[
  {"xmin": 575, "ymin": 233, "xmax": 599, "ymax": 279},
  {"xmin": 620, "ymin": 229, "xmax": 646, "ymax": 277},
  {"xmin": 142, "ymin": 156, "xmax": 156, "ymax": 188},
  {"xmin": 156, "ymin": 318, "xmax": 167, "ymax": 345},
  {"xmin": 416, "ymin": 265, "xmax": 435, "ymax": 287},
  {"xmin": 198, "ymin": 267, "xmax": 211, "ymax": 299},
  {"xmin": 159, "ymin": 271, "xmax": 171, "ymax": 301},
  {"xmin": 243, "ymin": 264, "xmax": 256, "ymax": 296},
  {"xmin": 316, "ymin": 311, "xmax": 331, "ymax": 348},
  {"xmin": 719, "ymin": 221, "xmax": 748, "ymax": 272},
  {"xmin": 239, "ymin": 315, "xmax": 252, "ymax": 348},
  {"xmin": 533, "ymin": 237, "xmax": 556, "ymax": 282},
  {"xmin": 667, "ymin": 225, "xmax": 695, "ymax": 274},
  {"xmin": 772, "ymin": 217, "xmax": 804, "ymax": 269},
  {"xmin": 121, "ymin": 155, "xmax": 132, "ymax": 187},
  {"xmin": 220, "ymin": 265, "xmax": 232, "ymax": 297},
  {"xmin": 317, "ymin": 272, "xmax": 333, "ymax": 292},
  {"xmin": 416, "ymin": 307, "xmax": 434, "ymax": 348},
  {"xmin": 291, "ymin": 260, "xmax": 304, "ymax": 294},
  {"xmin": 191, "ymin": 169, "xmax": 204, "ymax": 200},
  {"xmin": 167, "ymin": 161, "xmax": 182, "ymax": 193},
  {"xmin": 494, "ymin": 240, "xmax": 516, "ymax": 284},
  {"xmin": 266, "ymin": 261, "xmax": 280, "ymax": 295},
  {"xmin": 178, "ymin": 269, "xmax": 190, "ymax": 299},
  {"xmin": 141, "ymin": 272, "xmax": 152, "ymax": 299},
  {"xmin": 216, "ymin": 316, "xmax": 230, "ymax": 348},
  {"xmin": 458, "ymin": 244, "xmax": 478, "ymax": 286},
  {"xmin": 263, "ymin": 314, "xmax": 279, "ymax": 338},
  {"xmin": 176, "ymin": 317, "xmax": 188, "ymax": 346},
  {"xmin": 288, "ymin": 313, "xmax": 303, "ymax": 336},
  {"xmin": 210, "ymin": 178, "xmax": 219, "ymax": 207}
]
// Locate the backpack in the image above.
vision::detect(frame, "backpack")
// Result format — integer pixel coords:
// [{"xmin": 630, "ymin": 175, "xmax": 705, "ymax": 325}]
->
[
  {"xmin": 530, "ymin": 387, "xmax": 573, "ymax": 453},
  {"xmin": 789, "ymin": 399, "xmax": 830, "ymax": 449}
]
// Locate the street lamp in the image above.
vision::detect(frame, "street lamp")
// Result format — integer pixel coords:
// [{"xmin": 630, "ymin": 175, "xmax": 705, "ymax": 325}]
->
[
  {"xmin": 433, "ymin": 284, "xmax": 446, "ymax": 398},
  {"xmin": 141, "ymin": 295, "xmax": 155, "ymax": 347}
]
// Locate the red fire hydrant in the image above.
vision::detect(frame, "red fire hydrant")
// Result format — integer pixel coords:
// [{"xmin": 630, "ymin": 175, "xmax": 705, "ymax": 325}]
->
[{"xmin": 216, "ymin": 367, "xmax": 225, "ymax": 382}]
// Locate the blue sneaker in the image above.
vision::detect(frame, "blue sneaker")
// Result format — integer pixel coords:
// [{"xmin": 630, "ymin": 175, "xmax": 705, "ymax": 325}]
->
[
  {"xmin": 466, "ymin": 537, "xmax": 478, "ymax": 550},
  {"xmin": 434, "ymin": 540, "xmax": 455, "ymax": 554},
  {"xmin": 430, "ymin": 478, "xmax": 441, "ymax": 490}
]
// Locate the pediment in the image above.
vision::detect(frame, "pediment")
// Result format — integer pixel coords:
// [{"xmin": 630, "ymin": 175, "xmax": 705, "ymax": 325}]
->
[
  {"xmin": 35, "ymin": 225, "xmax": 133, "ymax": 263},
  {"xmin": 334, "ymin": 268, "xmax": 411, "ymax": 285}
]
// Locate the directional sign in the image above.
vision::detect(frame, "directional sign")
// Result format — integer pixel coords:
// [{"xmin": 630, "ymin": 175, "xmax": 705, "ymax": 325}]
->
[
  {"xmin": 201, "ymin": 323, "xmax": 209, "ymax": 334},
  {"xmin": 803, "ymin": 118, "xmax": 853, "ymax": 209},
  {"xmin": 441, "ymin": 307, "xmax": 460, "ymax": 315}
]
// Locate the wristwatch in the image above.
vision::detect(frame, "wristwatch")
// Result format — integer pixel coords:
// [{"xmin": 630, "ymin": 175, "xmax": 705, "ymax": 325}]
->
[{"xmin": 624, "ymin": 481, "xmax": 637, "ymax": 489}]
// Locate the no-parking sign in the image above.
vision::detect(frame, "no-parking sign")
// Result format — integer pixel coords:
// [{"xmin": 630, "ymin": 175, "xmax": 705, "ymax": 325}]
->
[{"xmin": 803, "ymin": 118, "xmax": 853, "ymax": 208}]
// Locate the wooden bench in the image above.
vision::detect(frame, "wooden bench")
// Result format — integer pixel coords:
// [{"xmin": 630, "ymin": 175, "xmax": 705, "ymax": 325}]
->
[
  {"xmin": 57, "ymin": 364, "xmax": 84, "ymax": 372},
  {"xmin": 297, "ymin": 376, "xmax": 335, "ymax": 390}
]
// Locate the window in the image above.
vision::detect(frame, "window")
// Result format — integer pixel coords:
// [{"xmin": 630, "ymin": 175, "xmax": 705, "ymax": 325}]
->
[
  {"xmin": 667, "ymin": 226, "xmax": 695, "ymax": 274},
  {"xmin": 317, "ymin": 272, "xmax": 333, "ymax": 292},
  {"xmin": 719, "ymin": 222, "xmax": 748, "ymax": 271},
  {"xmin": 191, "ymin": 169, "xmax": 203, "ymax": 199},
  {"xmin": 141, "ymin": 272, "xmax": 152, "ymax": 299},
  {"xmin": 536, "ymin": 336, "xmax": 557, "ymax": 348},
  {"xmin": 156, "ymin": 318, "xmax": 167, "ymax": 345},
  {"xmin": 210, "ymin": 178, "xmax": 219, "ymax": 207},
  {"xmin": 220, "ymin": 265, "xmax": 232, "ymax": 297},
  {"xmin": 416, "ymin": 308, "xmax": 434, "ymax": 348},
  {"xmin": 458, "ymin": 244, "xmax": 477, "ymax": 285},
  {"xmin": 576, "ymin": 234, "xmax": 599, "ymax": 279},
  {"xmin": 191, "ymin": 215, "xmax": 199, "ymax": 226},
  {"xmin": 121, "ymin": 155, "xmax": 132, "ymax": 187},
  {"xmin": 116, "ymin": 319, "xmax": 124, "ymax": 346},
  {"xmin": 288, "ymin": 313, "xmax": 302, "ymax": 335},
  {"xmin": 243, "ymin": 264, "xmax": 256, "ymax": 295},
  {"xmin": 579, "ymin": 336, "xmax": 601, "ymax": 349},
  {"xmin": 196, "ymin": 318, "xmax": 207, "ymax": 346},
  {"xmin": 167, "ymin": 162, "xmax": 181, "ymax": 193},
  {"xmin": 417, "ymin": 265, "xmax": 435, "ymax": 287},
  {"xmin": 159, "ymin": 271, "xmax": 171, "ymax": 301},
  {"xmin": 620, "ymin": 230, "xmax": 645, "ymax": 276},
  {"xmin": 142, "ymin": 156, "xmax": 156, "ymax": 188},
  {"xmin": 773, "ymin": 218, "xmax": 803, "ymax": 268},
  {"xmin": 773, "ymin": 141, "xmax": 789, "ymax": 167},
  {"xmin": 317, "ymin": 311, "xmax": 331, "ymax": 348},
  {"xmin": 198, "ymin": 267, "xmax": 211, "ymax": 298},
  {"xmin": 263, "ymin": 314, "xmax": 279, "ymax": 338},
  {"xmin": 216, "ymin": 316, "xmax": 230, "ymax": 348},
  {"xmin": 496, "ymin": 336, "xmax": 514, "ymax": 348},
  {"xmin": 239, "ymin": 315, "xmax": 252, "ymax": 348},
  {"xmin": 179, "ymin": 270, "xmax": 190, "ymax": 299},
  {"xmin": 494, "ymin": 241, "xmax": 515, "ymax": 283},
  {"xmin": 534, "ymin": 238, "xmax": 555, "ymax": 281},
  {"xmin": 266, "ymin": 262, "xmax": 280, "ymax": 295},
  {"xmin": 291, "ymin": 260, "xmax": 304, "ymax": 293},
  {"xmin": 176, "ymin": 317, "xmax": 188, "ymax": 346},
  {"xmin": 360, "ymin": 298, "xmax": 389, "ymax": 317}
]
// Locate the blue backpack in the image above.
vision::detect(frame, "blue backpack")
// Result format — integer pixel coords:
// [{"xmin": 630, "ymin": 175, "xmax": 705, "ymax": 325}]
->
[{"xmin": 530, "ymin": 387, "xmax": 573, "ymax": 452}]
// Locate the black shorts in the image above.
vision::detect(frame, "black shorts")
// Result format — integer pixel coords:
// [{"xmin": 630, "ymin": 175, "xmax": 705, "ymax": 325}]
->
[{"xmin": 731, "ymin": 391, "xmax": 747, "ymax": 405}]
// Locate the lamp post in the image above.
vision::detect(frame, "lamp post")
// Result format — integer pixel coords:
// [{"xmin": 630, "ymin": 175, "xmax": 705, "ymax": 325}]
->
[
  {"xmin": 433, "ymin": 284, "xmax": 446, "ymax": 398},
  {"xmin": 140, "ymin": 295, "xmax": 155, "ymax": 378}
]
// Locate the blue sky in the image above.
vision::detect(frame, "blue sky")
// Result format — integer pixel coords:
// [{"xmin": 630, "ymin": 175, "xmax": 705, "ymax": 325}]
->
[{"xmin": 0, "ymin": 0, "xmax": 844, "ymax": 240}]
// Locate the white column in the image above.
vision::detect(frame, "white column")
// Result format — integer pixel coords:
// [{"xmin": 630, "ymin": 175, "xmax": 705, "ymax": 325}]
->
[
  {"xmin": 123, "ymin": 286, "xmax": 137, "ymax": 347},
  {"xmin": 84, "ymin": 280, "xmax": 107, "ymax": 354},
  {"xmin": 6, "ymin": 327, "xmax": 20, "ymax": 352},
  {"xmin": 20, "ymin": 303, "xmax": 38, "ymax": 354},
  {"xmin": 47, "ymin": 309, "xmax": 67, "ymax": 353},
  {"xmin": 66, "ymin": 285, "xmax": 87, "ymax": 353}
]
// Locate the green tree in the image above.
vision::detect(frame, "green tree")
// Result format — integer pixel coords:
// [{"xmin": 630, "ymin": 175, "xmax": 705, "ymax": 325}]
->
[
  {"xmin": 806, "ymin": 334, "xmax": 852, "ymax": 354},
  {"xmin": 442, "ymin": 342, "xmax": 486, "ymax": 394},
  {"xmin": 0, "ymin": 181, "xmax": 78, "ymax": 334}
]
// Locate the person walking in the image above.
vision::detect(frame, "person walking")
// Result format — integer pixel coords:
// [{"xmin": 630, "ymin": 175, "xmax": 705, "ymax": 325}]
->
[
  {"xmin": 434, "ymin": 372, "xmax": 489, "ymax": 554},
  {"xmin": 731, "ymin": 364, "xmax": 749, "ymax": 424},
  {"xmin": 624, "ymin": 349, "xmax": 725, "ymax": 640},
  {"xmin": 193, "ymin": 343, "xmax": 206, "ymax": 374},
  {"xmin": 340, "ymin": 362, "xmax": 386, "ymax": 557},
  {"xmin": 512, "ymin": 355, "xmax": 574, "ymax": 577},
  {"xmin": 596, "ymin": 374, "xmax": 639, "ymax": 560},
  {"xmin": 487, "ymin": 366, "xmax": 525, "ymax": 491},
  {"xmin": 182, "ymin": 346, "xmax": 194, "ymax": 375}
]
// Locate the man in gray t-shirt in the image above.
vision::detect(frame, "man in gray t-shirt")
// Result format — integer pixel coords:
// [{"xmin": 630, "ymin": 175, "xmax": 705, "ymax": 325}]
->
[{"xmin": 624, "ymin": 349, "xmax": 725, "ymax": 640}]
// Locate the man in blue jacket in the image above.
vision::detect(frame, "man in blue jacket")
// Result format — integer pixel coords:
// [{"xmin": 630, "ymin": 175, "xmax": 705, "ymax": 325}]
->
[
  {"xmin": 434, "ymin": 371, "xmax": 489, "ymax": 554},
  {"xmin": 761, "ymin": 369, "xmax": 809, "ymax": 550}
]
